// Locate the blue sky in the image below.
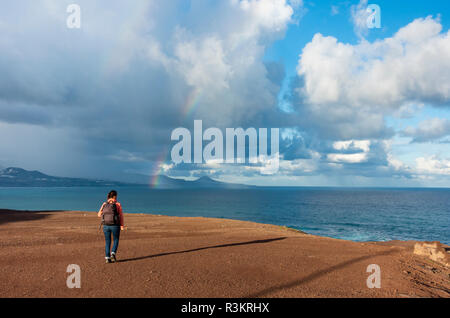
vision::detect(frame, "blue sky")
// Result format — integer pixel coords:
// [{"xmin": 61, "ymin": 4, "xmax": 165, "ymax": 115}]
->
[{"xmin": 0, "ymin": 0, "xmax": 449, "ymax": 187}]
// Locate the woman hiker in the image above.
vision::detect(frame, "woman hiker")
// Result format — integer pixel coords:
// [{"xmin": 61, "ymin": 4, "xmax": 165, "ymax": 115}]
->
[{"xmin": 98, "ymin": 190, "xmax": 124, "ymax": 263}]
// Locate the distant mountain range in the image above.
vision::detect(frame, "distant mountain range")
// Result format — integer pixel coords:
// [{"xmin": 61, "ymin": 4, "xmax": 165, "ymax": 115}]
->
[
  {"xmin": 0, "ymin": 167, "xmax": 128, "ymax": 187},
  {"xmin": 0, "ymin": 167, "xmax": 250, "ymax": 189}
]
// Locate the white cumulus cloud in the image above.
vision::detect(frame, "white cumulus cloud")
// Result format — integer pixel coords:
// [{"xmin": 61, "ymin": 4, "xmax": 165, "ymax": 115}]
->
[
  {"xmin": 416, "ymin": 156, "xmax": 450, "ymax": 175},
  {"xmin": 295, "ymin": 16, "xmax": 450, "ymax": 140},
  {"xmin": 401, "ymin": 118, "xmax": 450, "ymax": 143}
]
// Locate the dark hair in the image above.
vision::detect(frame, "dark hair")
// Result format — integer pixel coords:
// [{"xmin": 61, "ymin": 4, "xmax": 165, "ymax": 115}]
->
[{"xmin": 107, "ymin": 190, "xmax": 117, "ymax": 199}]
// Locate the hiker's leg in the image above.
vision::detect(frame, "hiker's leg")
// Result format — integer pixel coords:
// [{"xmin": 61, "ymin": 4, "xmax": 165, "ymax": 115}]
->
[
  {"xmin": 111, "ymin": 225, "xmax": 121, "ymax": 254},
  {"xmin": 103, "ymin": 226, "xmax": 112, "ymax": 258}
]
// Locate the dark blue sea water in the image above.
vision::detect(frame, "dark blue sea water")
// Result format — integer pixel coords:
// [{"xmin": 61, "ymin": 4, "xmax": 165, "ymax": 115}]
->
[{"xmin": 0, "ymin": 187, "xmax": 448, "ymax": 244}]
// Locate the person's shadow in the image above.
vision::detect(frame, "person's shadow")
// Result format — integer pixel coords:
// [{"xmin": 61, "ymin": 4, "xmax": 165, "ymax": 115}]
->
[
  {"xmin": 118, "ymin": 237, "xmax": 287, "ymax": 263},
  {"xmin": 246, "ymin": 248, "xmax": 400, "ymax": 297}
]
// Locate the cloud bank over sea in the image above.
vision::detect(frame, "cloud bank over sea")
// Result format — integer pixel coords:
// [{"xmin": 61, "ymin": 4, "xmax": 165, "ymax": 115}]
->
[{"xmin": 0, "ymin": 0, "xmax": 449, "ymax": 186}]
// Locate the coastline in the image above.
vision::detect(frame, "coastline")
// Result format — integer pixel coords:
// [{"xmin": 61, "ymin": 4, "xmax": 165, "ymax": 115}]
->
[{"xmin": 0, "ymin": 209, "xmax": 448, "ymax": 298}]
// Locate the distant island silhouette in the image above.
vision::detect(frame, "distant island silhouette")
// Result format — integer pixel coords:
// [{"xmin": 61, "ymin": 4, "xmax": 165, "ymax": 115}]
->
[{"xmin": 0, "ymin": 167, "xmax": 250, "ymax": 189}]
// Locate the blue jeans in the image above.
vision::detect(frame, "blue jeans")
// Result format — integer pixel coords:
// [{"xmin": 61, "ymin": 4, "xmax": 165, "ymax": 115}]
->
[{"xmin": 103, "ymin": 225, "xmax": 120, "ymax": 258}]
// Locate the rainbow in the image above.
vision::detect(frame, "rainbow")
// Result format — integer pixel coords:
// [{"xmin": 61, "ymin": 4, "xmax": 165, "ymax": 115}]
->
[
  {"xmin": 150, "ymin": 150, "xmax": 169, "ymax": 188},
  {"xmin": 183, "ymin": 87, "xmax": 202, "ymax": 117},
  {"xmin": 150, "ymin": 87, "xmax": 203, "ymax": 188}
]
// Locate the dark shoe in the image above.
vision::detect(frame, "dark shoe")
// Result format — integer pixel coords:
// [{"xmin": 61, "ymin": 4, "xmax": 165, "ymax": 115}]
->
[
  {"xmin": 111, "ymin": 253, "xmax": 117, "ymax": 263},
  {"xmin": 105, "ymin": 258, "xmax": 112, "ymax": 264}
]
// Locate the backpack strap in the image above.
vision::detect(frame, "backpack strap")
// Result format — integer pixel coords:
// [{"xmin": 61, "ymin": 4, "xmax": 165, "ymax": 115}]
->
[{"xmin": 100, "ymin": 202, "xmax": 108, "ymax": 226}]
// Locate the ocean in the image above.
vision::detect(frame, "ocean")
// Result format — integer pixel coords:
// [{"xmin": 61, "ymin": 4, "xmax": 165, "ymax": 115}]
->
[{"xmin": 0, "ymin": 186, "xmax": 449, "ymax": 244}]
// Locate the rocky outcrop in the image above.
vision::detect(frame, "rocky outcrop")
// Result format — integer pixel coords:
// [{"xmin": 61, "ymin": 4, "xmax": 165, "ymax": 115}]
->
[{"xmin": 413, "ymin": 241, "xmax": 449, "ymax": 267}]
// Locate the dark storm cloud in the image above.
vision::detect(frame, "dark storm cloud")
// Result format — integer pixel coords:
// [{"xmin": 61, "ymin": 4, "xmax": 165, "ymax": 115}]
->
[
  {"xmin": 0, "ymin": 101, "xmax": 53, "ymax": 126},
  {"xmin": 0, "ymin": 0, "xmax": 298, "ymax": 178}
]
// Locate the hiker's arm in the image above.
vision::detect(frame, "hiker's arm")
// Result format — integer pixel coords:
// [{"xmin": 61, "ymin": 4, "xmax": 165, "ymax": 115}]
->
[
  {"xmin": 97, "ymin": 203, "xmax": 106, "ymax": 217},
  {"xmin": 118, "ymin": 204, "xmax": 124, "ymax": 230}
]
